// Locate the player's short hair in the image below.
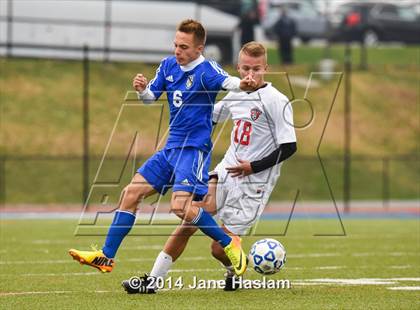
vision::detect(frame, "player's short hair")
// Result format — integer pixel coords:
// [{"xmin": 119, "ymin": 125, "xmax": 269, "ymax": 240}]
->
[
  {"xmin": 177, "ymin": 19, "xmax": 206, "ymax": 46},
  {"xmin": 240, "ymin": 41, "xmax": 267, "ymax": 61}
]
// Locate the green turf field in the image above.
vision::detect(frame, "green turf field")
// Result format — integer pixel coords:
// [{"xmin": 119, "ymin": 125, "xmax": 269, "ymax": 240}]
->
[{"xmin": 0, "ymin": 219, "xmax": 419, "ymax": 309}]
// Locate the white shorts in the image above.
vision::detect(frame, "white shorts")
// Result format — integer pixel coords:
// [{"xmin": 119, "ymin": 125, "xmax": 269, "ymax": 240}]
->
[{"xmin": 213, "ymin": 168, "xmax": 272, "ymax": 235}]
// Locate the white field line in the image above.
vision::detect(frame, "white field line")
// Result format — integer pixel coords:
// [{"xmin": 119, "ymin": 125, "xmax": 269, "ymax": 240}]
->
[
  {"xmin": 387, "ymin": 286, "xmax": 420, "ymax": 291},
  {"xmin": 0, "ymin": 287, "xmax": 221, "ymax": 296},
  {"xmin": 1, "ymin": 251, "xmax": 418, "ymax": 265},
  {"xmin": 14, "ymin": 272, "xmax": 100, "ymax": 277},
  {"xmin": 0, "ymin": 291, "xmax": 73, "ymax": 296},
  {"xmin": 32, "ymin": 240, "xmax": 72, "ymax": 244},
  {"xmin": 314, "ymin": 266, "xmax": 343, "ymax": 270},
  {"xmin": 292, "ymin": 282, "xmax": 328, "ymax": 286},
  {"xmin": 0, "ymin": 269, "xmax": 223, "ymax": 277},
  {"xmin": 0, "ymin": 256, "xmax": 209, "ymax": 265},
  {"xmin": 289, "ymin": 252, "xmax": 419, "ymax": 258},
  {"xmin": 390, "ymin": 265, "xmax": 413, "ymax": 269},
  {"xmin": 122, "ymin": 245, "xmax": 166, "ymax": 250},
  {"xmin": 0, "ymin": 290, "xmax": 120, "ymax": 297},
  {"xmin": 2, "ymin": 278, "xmax": 420, "ymax": 296},
  {"xmin": 1, "ymin": 253, "xmax": 356, "ymax": 265},
  {"xmin": 293, "ymin": 278, "xmax": 420, "ymax": 286},
  {"xmin": 3, "ymin": 285, "xmax": 420, "ymax": 297},
  {"xmin": 168, "ymin": 268, "xmax": 222, "ymax": 273},
  {"xmin": 1, "ymin": 267, "xmax": 418, "ymax": 278},
  {"xmin": 31, "ymin": 240, "xmax": 166, "ymax": 249},
  {"xmin": 298, "ymin": 280, "xmax": 396, "ymax": 285},
  {"xmin": 0, "ymin": 259, "xmax": 72, "ymax": 265},
  {"xmin": 351, "ymin": 252, "xmax": 420, "ymax": 257},
  {"xmin": 287, "ymin": 253, "xmax": 339, "ymax": 258}
]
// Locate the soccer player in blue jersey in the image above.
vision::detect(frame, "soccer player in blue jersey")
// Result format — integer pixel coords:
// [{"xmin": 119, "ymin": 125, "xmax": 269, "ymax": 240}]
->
[{"xmin": 69, "ymin": 19, "xmax": 256, "ymax": 276}]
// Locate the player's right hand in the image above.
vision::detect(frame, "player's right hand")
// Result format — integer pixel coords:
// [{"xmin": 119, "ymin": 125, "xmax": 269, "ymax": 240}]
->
[
  {"xmin": 239, "ymin": 74, "xmax": 257, "ymax": 92},
  {"xmin": 133, "ymin": 74, "xmax": 148, "ymax": 92}
]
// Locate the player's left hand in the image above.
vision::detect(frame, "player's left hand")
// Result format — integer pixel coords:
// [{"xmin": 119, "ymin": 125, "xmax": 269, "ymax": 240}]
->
[{"xmin": 226, "ymin": 159, "xmax": 253, "ymax": 178}]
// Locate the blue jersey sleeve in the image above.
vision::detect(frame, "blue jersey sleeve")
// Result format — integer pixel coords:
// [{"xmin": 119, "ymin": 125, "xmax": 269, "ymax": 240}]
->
[
  {"xmin": 147, "ymin": 58, "xmax": 167, "ymax": 99},
  {"xmin": 203, "ymin": 60, "xmax": 229, "ymax": 91}
]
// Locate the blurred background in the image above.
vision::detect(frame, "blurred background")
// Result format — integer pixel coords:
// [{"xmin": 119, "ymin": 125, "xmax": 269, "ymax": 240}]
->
[{"xmin": 0, "ymin": 0, "xmax": 418, "ymax": 215}]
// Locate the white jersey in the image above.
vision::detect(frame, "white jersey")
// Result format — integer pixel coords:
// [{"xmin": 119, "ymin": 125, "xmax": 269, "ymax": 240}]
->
[{"xmin": 213, "ymin": 82, "xmax": 296, "ymax": 191}]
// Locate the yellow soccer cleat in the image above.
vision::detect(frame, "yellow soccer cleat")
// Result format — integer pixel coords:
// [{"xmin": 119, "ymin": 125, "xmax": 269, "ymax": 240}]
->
[
  {"xmin": 224, "ymin": 236, "xmax": 248, "ymax": 276},
  {"xmin": 68, "ymin": 246, "xmax": 114, "ymax": 273}
]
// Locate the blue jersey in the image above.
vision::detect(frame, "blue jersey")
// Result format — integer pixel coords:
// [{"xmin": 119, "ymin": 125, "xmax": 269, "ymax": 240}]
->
[{"xmin": 147, "ymin": 55, "xmax": 228, "ymax": 152}]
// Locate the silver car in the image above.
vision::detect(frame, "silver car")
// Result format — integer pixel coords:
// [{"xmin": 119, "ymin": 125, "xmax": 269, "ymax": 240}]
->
[{"xmin": 260, "ymin": 0, "xmax": 329, "ymax": 42}]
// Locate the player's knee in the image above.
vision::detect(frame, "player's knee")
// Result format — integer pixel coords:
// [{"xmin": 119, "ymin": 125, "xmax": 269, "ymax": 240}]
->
[
  {"xmin": 119, "ymin": 184, "xmax": 143, "ymax": 212},
  {"xmin": 184, "ymin": 207, "xmax": 198, "ymax": 223},
  {"xmin": 171, "ymin": 207, "xmax": 197, "ymax": 222},
  {"xmin": 171, "ymin": 194, "xmax": 191, "ymax": 220},
  {"xmin": 171, "ymin": 207, "xmax": 186, "ymax": 219},
  {"xmin": 205, "ymin": 197, "xmax": 217, "ymax": 216},
  {"xmin": 171, "ymin": 200, "xmax": 197, "ymax": 222}
]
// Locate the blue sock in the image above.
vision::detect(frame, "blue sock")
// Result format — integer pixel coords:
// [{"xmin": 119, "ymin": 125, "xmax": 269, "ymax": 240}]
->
[
  {"xmin": 102, "ymin": 210, "xmax": 135, "ymax": 258},
  {"xmin": 191, "ymin": 208, "xmax": 232, "ymax": 248}
]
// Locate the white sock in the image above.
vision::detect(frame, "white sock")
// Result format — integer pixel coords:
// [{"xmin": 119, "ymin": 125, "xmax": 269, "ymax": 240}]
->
[
  {"xmin": 150, "ymin": 251, "xmax": 173, "ymax": 282},
  {"xmin": 224, "ymin": 264, "xmax": 235, "ymax": 277}
]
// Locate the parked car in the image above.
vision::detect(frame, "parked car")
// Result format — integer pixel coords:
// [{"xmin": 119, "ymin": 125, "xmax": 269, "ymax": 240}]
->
[
  {"xmin": 260, "ymin": 0, "xmax": 329, "ymax": 42},
  {"xmin": 0, "ymin": 0, "xmax": 239, "ymax": 63},
  {"xmin": 328, "ymin": 2, "xmax": 420, "ymax": 45}
]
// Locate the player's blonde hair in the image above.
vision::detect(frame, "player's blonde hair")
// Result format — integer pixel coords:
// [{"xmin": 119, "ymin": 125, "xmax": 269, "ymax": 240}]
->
[
  {"xmin": 239, "ymin": 41, "xmax": 267, "ymax": 61},
  {"xmin": 177, "ymin": 19, "xmax": 206, "ymax": 46}
]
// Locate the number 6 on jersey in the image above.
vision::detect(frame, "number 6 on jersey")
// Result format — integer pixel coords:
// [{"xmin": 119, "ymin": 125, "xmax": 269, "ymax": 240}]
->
[{"xmin": 173, "ymin": 90, "xmax": 183, "ymax": 107}]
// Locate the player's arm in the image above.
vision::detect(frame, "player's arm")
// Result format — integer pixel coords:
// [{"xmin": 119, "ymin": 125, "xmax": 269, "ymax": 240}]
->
[
  {"xmin": 205, "ymin": 60, "xmax": 256, "ymax": 93},
  {"xmin": 222, "ymin": 75, "xmax": 256, "ymax": 92},
  {"xmin": 133, "ymin": 59, "xmax": 166, "ymax": 104},
  {"xmin": 250, "ymin": 142, "xmax": 297, "ymax": 173},
  {"xmin": 226, "ymin": 143, "xmax": 297, "ymax": 177},
  {"xmin": 133, "ymin": 74, "xmax": 155, "ymax": 104}
]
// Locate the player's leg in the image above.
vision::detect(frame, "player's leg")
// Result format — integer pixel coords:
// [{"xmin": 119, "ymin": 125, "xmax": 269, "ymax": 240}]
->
[
  {"xmin": 122, "ymin": 178, "xmax": 219, "ymax": 294},
  {"xmin": 69, "ymin": 173, "xmax": 157, "ymax": 272},
  {"xmin": 148, "ymin": 177, "xmax": 218, "ymax": 280},
  {"xmin": 168, "ymin": 148, "xmax": 227, "ymax": 241},
  {"xmin": 122, "ymin": 224, "xmax": 199, "ymax": 294},
  {"xmin": 170, "ymin": 190, "xmax": 248, "ymax": 275},
  {"xmin": 101, "ymin": 173, "xmax": 157, "ymax": 259},
  {"xmin": 209, "ymin": 225, "xmax": 241, "ymax": 291},
  {"xmin": 169, "ymin": 147, "xmax": 247, "ymax": 276},
  {"xmin": 163, "ymin": 174, "xmax": 219, "ymax": 262},
  {"xmin": 210, "ymin": 225, "xmax": 234, "ymax": 266},
  {"xmin": 214, "ymin": 180, "xmax": 268, "ymax": 289},
  {"xmin": 69, "ymin": 150, "xmax": 172, "ymax": 272}
]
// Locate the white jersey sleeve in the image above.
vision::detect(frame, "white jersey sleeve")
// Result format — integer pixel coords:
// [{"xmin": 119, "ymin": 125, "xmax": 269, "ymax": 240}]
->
[
  {"xmin": 212, "ymin": 92, "xmax": 233, "ymax": 123},
  {"xmin": 221, "ymin": 76, "xmax": 241, "ymax": 92}
]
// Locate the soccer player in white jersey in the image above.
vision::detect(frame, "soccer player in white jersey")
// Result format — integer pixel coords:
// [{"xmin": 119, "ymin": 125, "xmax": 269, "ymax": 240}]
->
[
  {"xmin": 69, "ymin": 20, "xmax": 257, "ymax": 276},
  {"xmin": 122, "ymin": 42, "xmax": 297, "ymax": 293}
]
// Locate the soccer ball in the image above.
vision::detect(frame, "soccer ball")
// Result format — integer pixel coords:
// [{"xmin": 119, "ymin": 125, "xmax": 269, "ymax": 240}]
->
[{"xmin": 248, "ymin": 238, "xmax": 286, "ymax": 275}]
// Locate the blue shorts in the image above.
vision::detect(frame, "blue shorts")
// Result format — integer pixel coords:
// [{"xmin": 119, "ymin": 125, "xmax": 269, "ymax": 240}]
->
[{"xmin": 138, "ymin": 147, "xmax": 211, "ymax": 198}]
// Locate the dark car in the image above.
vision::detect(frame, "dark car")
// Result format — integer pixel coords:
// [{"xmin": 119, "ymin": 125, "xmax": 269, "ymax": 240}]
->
[{"xmin": 328, "ymin": 2, "xmax": 420, "ymax": 45}]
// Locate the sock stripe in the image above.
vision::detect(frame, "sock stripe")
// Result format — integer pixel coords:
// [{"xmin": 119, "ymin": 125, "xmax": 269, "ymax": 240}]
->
[
  {"xmin": 190, "ymin": 207, "xmax": 203, "ymax": 225},
  {"xmin": 116, "ymin": 210, "xmax": 136, "ymax": 217}
]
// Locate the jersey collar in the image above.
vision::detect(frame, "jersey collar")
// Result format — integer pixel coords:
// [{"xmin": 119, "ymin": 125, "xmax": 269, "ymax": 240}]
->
[
  {"xmin": 180, "ymin": 55, "xmax": 205, "ymax": 72},
  {"xmin": 246, "ymin": 82, "xmax": 271, "ymax": 94}
]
